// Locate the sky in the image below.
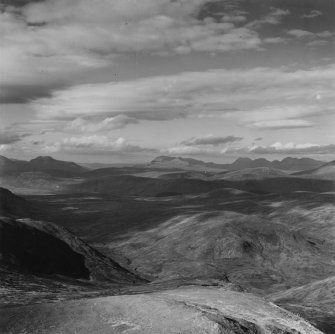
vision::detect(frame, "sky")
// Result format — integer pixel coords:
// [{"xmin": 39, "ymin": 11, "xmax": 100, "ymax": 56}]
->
[{"xmin": 0, "ymin": 0, "xmax": 334, "ymax": 163}]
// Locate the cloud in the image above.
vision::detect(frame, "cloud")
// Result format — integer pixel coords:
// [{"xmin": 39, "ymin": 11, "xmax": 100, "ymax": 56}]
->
[
  {"xmin": 286, "ymin": 29, "xmax": 333, "ymax": 40},
  {"xmin": 165, "ymin": 145, "xmax": 221, "ymax": 157},
  {"xmin": 248, "ymin": 119, "xmax": 313, "ymax": 130},
  {"xmin": 0, "ymin": 131, "xmax": 27, "ymax": 144},
  {"xmin": 67, "ymin": 115, "xmax": 139, "ymax": 133},
  {"xmin": 1, "ymin": 0, "xmax": 267, "ymax": 102},
  {"xmin": 31, "ymin": 64, "xmax": 335, "ymax": 131},
  {"xmin": 247, "ymin": 7, "xmax": 290, "ymax": 29},
  {"xmin": 164, "ymin": 141, "xmax": 335, "ymax": 158},
  {"xmin": 181, "ymin": 135, "xmax": 243, "ymax": 146},
  {"xmin": 263, "ymin": 37, "xmax": 288, "ymax": 44},
  {"xmin": 44, "ymin": 135, "xmax": 156, "ymax": 155},
  {"xmin": 306, "ymin": 40, "xmax": 329, "ymax": 48},
  {"xmin": 302, "ymin": 10, "xmax": 323, "ymax": 19},
  {"xmin": 249, "ymin": 142, "xmax": 335, "ymax": 155}
]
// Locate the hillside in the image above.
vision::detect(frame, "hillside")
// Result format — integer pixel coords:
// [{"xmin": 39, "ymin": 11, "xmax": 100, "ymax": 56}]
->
[
  {"xmin": 294, "ymin": 160, "xmax": 335, "ymax": 180},
  {"xmin": 270, "ymin": 276, "xmax": 335, "ymax": 333},
  {"xmin": 0, "ymin": 156, "xmax": 19, "ymax": 174},
  {"xmin": 218, "ymin": 167, "xmax": 287, "ymax": 181},
  {"xmin": 0, "ymin": 216, "xmax": 143, "ymax": 284},
  {"xmin": 0, "ymin": 187, "xmax": 35, "ymax": 217},
  {"xmin": 109, "ymin": 210, "xmax": 335, "ymax": 291}
]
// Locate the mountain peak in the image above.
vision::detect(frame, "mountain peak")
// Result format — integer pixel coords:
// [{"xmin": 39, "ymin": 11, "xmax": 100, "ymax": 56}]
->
[{"xmin": 30, "ymin": 156, "xmax": 56, "ymax": 163}]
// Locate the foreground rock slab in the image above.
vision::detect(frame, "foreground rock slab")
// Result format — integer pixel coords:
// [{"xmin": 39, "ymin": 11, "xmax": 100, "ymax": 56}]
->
[{"xmin": 0, "ymin": 286, "xmax": 322, "ymax": 334}]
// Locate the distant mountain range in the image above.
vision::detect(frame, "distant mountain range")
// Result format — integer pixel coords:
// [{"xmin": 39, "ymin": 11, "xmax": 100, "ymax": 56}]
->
[{"xmin": 150, "ymin": 155, "xmax": 325, "ymax": 172}]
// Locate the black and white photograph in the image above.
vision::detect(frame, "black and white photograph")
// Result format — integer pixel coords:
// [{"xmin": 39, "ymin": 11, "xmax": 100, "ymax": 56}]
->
[{"xmin": 0, "ymin": 0, "xmax": 334, "ymax": 333}]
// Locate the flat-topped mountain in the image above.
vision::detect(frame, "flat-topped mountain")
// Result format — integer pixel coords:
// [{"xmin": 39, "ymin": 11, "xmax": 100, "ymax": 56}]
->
[{"xmin": 0, "ymin": 155, "xmax": 86, "ymax": 176}]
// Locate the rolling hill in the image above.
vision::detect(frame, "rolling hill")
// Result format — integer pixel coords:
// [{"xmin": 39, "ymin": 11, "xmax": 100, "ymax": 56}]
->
[
  {"xmin": 217, "ymin": 167, "xmax": 287, "ymax": 181},
  {"xmin": 294, "ymin": 160, "xmax": 335, "ymax": 180},
  {"xmin": 109, "ymin": 210, "xmax": 335, "ymax": 291},
  {"xmin": 72, "ymin": 173, "xmax": 335, "ymax": 196}
]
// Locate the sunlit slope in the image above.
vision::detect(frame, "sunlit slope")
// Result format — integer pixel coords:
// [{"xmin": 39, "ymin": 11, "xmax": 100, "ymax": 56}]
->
[{"xmin": 0, "ymin": 286, "xmax": 322, "ymax": 334}]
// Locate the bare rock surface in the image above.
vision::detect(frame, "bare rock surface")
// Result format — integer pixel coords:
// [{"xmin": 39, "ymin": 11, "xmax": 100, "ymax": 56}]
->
[{"xmin": 0, "ymin": 286, "xmax": 322, "ymax": 334}]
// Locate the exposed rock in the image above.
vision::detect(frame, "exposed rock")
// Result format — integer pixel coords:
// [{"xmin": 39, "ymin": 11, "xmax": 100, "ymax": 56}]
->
[{"xmin": 0, "ymin": 286, "xmax": 322, "ymax": 334}]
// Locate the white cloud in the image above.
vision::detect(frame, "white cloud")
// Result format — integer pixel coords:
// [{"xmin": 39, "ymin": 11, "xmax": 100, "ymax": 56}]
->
[
  {"xmin": 165, "ymin": 141, "xmax": 335, "ymax": 158},
  {"xmin": 248, "ymin": 119, "xmax": 313, "ymax": 129},
  {"xmin": 247, "ymin": 7, "xmax": 290, "ymax": 29},
  {"xmin": 249, "ymin": 142, "xmax": 335, "ymax": 155},
  {"xmin": 302, "ymin": 10, "xmax": 323, "ymax": 19},
  {"xmin": 307, "ymin": 40, "xmax": 329, "ymax": 48},
  {"xmin": 181, "ymin": 135, "xmax": 243, "ymax": 146},
  {"xmin": 32, "ymin": 64, "xmax": 335, "ymax": 131},
  {"xmin": 286, "ymin": 29, "xmax": 333, "ymax": 40},
  {"xmin": 44, "ymin": 135, "xmax": 155, "ymax": 155},
  {"xmin": 263, "ymin": 37, "xmax": 288, "ymax": 44},
  {"xmin": 1, "ymin": 0, "xmax": 266, "ymax": 102},
  {"xmin": 67, "ymin": 115, "xmax": 138, "ymax": 132}
]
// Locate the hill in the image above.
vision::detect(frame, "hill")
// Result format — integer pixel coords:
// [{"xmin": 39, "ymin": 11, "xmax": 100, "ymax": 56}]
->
[
  {"xmin": 293, "ymin": 160, "xmax": 335, "ymax": 180},
  {"xmin": 29, "ymin": 156, "xmax": 86, "ymax": 174},
  {"xmin": 218, "ymin": 167, "xmax": 287, "ymax": 181},
  {"xmin": 109, "ymin": 210, "xmax": 335, "ymax": 291}
]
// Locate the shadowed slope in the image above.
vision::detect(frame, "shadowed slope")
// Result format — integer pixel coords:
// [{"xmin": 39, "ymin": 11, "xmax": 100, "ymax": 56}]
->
[{"xmin": 0, "ymin": 217, "xmax": 143, "ymax": 284}]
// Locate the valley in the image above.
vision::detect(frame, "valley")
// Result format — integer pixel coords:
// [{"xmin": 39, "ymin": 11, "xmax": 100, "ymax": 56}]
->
[{"xmin": 0, "ymin": 155, "xmax": 335, "ymax": 333}]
